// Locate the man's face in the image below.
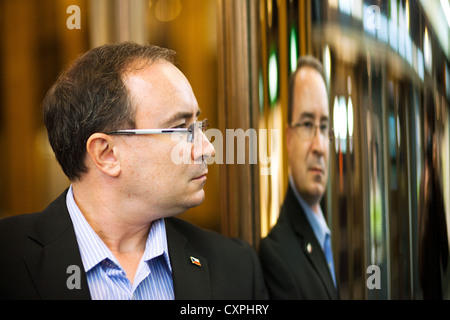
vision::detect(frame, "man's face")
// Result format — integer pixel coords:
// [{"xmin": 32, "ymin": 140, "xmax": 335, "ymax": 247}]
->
[
  {"xmin": 118, "ymin": 61, "xmax": 215, "ymax": 217},
  {"xmin": 286, "ymin": 67, "xmax": 330, "ymax": 209}
]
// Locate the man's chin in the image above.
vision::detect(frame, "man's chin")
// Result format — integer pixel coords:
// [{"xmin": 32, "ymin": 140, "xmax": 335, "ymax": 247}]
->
[
  {"xmin": 161, "ymin": 189, "xmax": 205, "ymax": 218},
  {"xmin": 306, "ymin": 184, "xmax": 326, "ymax": 201},
  {"xmin": 192, "ymin": 190, "xmax": 206, "ymax": 207},
  {"xmin": 182, "ymin": 189, "xmax": 206, "ymax": 210}
]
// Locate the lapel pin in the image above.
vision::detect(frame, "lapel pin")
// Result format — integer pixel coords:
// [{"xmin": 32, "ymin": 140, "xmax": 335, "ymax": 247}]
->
[
  {"xmin": 306, "ymin": 243, "xmax": 313, "ymax": 254},
  {"xmin": 190, "ymin": 256, "xmax": 202, "ymax": 267}
]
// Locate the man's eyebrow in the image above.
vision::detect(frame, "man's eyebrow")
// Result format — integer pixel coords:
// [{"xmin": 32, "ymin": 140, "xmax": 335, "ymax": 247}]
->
[
  {"xmin": 299, "ymin": 112, "xmax": 314, "ymax": 119},
  {"xmin": 162, "ymin": 109, "xmax": 202, "ymax": 127}
]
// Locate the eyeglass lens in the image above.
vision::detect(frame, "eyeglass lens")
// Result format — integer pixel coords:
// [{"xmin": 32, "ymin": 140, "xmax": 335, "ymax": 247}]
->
[{"xmin": 188, "ymin": 119, "xmax": 209, "ymax": 143}]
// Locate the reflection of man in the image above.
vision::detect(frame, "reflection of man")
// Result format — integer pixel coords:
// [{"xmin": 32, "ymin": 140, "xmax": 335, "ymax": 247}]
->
[
  {"xmin": 260, "ymin": 56, "xmax": 339, "ymax": 299},
  {"xmin": 0, "ymin": 42, "xmax": 268, "ymax": 300},
  {"xmin": 418, "ymin": 91, "xmax": 448, "ymax": 299}
]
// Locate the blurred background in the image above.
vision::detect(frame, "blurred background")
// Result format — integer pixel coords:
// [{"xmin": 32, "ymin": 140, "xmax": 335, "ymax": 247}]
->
[{"xmin": 0, "ymin": 0, "xmax": 449, "ymax": 300}]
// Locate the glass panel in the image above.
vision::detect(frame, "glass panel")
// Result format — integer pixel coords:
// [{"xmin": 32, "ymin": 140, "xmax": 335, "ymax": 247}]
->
[
  {"xmin": 363, "ymin": 56, "xmax": 389, "ymax": 299},
  {"xmin": 258, "ymin": 0, "xmax": 286, "ymax": 238}
]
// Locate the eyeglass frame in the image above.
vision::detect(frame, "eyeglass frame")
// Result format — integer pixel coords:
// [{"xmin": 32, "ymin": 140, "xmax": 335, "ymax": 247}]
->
[
  {"xmin": 290, "ymin": 121, "xmax": 334, "ymax": 141},
  {"xmin": 105, "ymin": 119, "xmax": 209, "ymax": 143}
]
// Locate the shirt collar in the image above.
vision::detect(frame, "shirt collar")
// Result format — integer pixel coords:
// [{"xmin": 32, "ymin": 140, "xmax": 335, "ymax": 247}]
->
[
  {"xmin": 142, "ymin": 218, "xmax": 172, "ymax": 271},
  {"xmin": 289, "ymin": 175, "xmax": 330, "ymax": 249},
  {"xmin": 66, "ymin": 185, "xmax": 172, "ymax": 273}
]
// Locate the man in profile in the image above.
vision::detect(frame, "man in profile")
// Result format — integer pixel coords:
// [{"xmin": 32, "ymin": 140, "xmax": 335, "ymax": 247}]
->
[
  {"xmin": 260, "ymin": 56, "xmax": 339, "ymax": 299},
  {"xmin": 0, "ymin": 42, "xmax": 268, "ymax": 300}
]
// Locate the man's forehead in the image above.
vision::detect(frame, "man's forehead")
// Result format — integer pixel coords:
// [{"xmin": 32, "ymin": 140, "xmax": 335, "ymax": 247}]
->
[
  {"xmin": 123, "ymin": 60, "xmax": 186, "ymax": 90},
  {"xmin": 296, "ymin": 111, "xmax": 329, "ymax": 121},
  {"xmin": 125, "ymin": 60, "xmax": 199, "ymax": 126},
  {"xmin": 292, "ymin": 94, "xmax": 329, "ymax": 121},
  {"xmin": 292, "ymin": 67, "xmax": 329, "ymax": 121}
]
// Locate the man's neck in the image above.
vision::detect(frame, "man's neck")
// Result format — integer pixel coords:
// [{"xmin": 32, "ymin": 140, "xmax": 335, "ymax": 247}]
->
[
  {"xmin": 71, "ymin": 182, "xmax": 151, "ymax": 254},
  {"xmin": 288, "ymin": 175, "xmax": 322, "ymax": 215}
]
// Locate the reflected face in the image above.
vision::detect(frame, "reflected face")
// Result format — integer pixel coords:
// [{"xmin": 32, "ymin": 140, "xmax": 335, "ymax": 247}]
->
[
  {"xmin": 286, "ymin": 67, "xmax": 330, "ymax": 209},
  {"xmin": 117, "ymin": 61, "xmax": 215, "ymax": 217}
]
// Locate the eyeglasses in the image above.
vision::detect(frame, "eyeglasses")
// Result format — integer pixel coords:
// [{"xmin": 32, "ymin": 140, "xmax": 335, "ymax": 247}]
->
[
  {"xmin": 290, "ymin": 121, "xmax": 334, "ymax": 141},
  {"xmin": 106, "ymin": 119, "xmax": 209, "ymax": 143}
]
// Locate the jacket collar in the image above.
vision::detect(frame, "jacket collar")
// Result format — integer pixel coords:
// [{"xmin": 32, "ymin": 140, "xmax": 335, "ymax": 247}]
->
[
  {"xmin": 165, "ymin": 217, "xmax": 211, "ymax": 299},
  {"xmin": 25, "ymin": 189, "xmax": 91, "ymax": 299}
]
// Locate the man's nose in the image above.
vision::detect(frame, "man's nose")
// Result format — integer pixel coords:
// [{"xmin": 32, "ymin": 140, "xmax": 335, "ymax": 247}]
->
[
  {"xmin": 310, "ymin": 129, "xmax": 326, "ymax": 156},
  {"xmin": 192, "ymin": 131, "xmax": 215, "ymax": 163}
]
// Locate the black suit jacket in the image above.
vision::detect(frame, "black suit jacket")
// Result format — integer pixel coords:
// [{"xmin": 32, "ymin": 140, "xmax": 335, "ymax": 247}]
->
[
  {"xmin": 259, "ymin": 185, "xmax": 339, "ymax": 299},
  {"xmin": 0, "ymin": 190, "xmax": 268, "ymax": 300}
]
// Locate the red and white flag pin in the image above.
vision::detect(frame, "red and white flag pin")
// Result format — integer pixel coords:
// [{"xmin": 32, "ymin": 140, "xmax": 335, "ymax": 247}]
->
[{"xmin": 190, "ymin": 256, "xmax": 202, "ymax": 267}]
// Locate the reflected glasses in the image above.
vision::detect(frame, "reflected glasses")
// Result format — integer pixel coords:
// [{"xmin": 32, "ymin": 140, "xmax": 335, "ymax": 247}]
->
[
  {"xmin": 291, "ymin": 121, "xmax": 334, "ymax": 141},
  {"xmin": 106, "ymin": 119, "xmax": 209, "ymax": 143}
]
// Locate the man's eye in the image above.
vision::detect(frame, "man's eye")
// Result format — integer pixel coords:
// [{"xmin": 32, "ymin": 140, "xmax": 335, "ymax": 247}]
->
[
  {"xmin": 173, "ymin": 123, "xmax": 187, "ymax": 129},
  {"xmin": 302, "ymin": 122, "xmax": 314, "ymax": 129}
]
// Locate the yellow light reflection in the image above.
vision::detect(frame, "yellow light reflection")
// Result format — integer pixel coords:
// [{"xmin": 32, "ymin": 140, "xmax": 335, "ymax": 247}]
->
[{"xmin": 323, "ymin": 45, "xmax": 331, "ymax": 89}]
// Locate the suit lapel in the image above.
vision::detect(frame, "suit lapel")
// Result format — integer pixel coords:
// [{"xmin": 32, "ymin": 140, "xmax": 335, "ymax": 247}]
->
[
  {"xmin": 165, "ymin": 218, "xmax": 211, "ymax": 300},
  {"xmin": 25, "ymin": 190, "xmax": 90, "ymax": 300},
  {"xmin": 298, "ymin": 233, "xmax": 337, "ymax": 299},
  {"xmin": 284, "ymin": 185, "xmax": 338, "ymax": 299}
]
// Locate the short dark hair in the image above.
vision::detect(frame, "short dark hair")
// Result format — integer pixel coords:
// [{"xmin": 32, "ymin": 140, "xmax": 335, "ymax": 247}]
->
[
  {"xmin": 287, "ymin": 55, "xmax": 327, "ymax": 125},
  {"xmin": 43, "ymin": 42, "xmax": 176, "ymax": 180}
]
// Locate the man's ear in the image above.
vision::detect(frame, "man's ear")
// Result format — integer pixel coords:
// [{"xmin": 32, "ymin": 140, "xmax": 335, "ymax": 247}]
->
[{"xmin": 86, "ymin": 133, "xmax": 121, "ymax": 177}]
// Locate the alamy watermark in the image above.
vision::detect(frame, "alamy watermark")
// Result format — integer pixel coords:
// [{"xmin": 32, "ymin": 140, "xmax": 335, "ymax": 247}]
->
[
  {"xmin": 66, "ymin": 263, "xmax": 381, "ymax": 290},
  {"xmin": 66, "ymin": 5, "xmax": 81, "ymax": 30},
  {"xmin": 366, "ymin": 265, "xmax": 381, "ymax": 290},
  {"xmin": 170, "ymin": 128, "xmax": 281, "ymax": 176},
  {"xmin": 66, "ymin": 265, "xmax": 81, "ymax": 290}
]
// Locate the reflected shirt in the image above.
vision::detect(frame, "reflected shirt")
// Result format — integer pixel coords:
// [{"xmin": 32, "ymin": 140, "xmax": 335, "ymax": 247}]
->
[
  {"xmin": 289, "ymin": 175, "xmax": 331, "ymax": 251},
  {"xmin": 66, "ymin": 186, "xmax": 174, "ymax": 300}
]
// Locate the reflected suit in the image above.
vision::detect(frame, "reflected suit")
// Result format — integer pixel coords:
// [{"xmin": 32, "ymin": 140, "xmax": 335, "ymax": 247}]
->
[
  {"xmin": 259, "ymin": 185, "xmax": 339, "ymax": 299},
  {"xmin": 419, "ymin": 93, "xmax": 449, "ymax": 300},
  {"xmin": 418, "ymin": 163, "xmax": 449, "ymax": 299}
]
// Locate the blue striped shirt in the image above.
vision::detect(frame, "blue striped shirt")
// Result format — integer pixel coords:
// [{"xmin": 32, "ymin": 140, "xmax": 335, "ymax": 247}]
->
[{"xmin": 66, "ymin": 186, "xmax": 174, "ymax": 300}]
